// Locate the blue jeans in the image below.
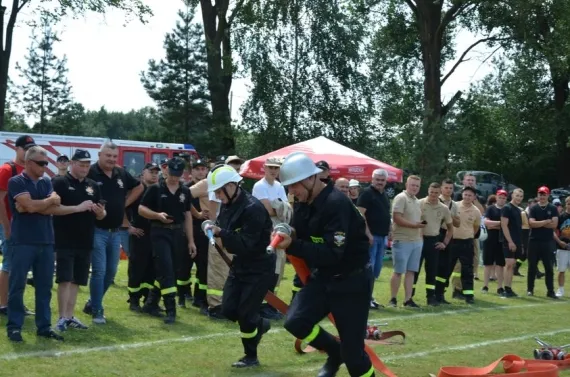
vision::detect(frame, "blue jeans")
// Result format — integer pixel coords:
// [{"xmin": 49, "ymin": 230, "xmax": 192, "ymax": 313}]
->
[
  {"xmin": 369, "ymin": 235, "xmax": 386, "ymax": 279},
  {"xmin": 119, "ymin": 229, "xmax": 130, "ymax": 258},
  {"xmin": 7, "ymin": 244, "xmax": 54, "ymax": 333},
  {"xmin": 89, "ymin": 228, "xmax": 121, "ymax": 312}
]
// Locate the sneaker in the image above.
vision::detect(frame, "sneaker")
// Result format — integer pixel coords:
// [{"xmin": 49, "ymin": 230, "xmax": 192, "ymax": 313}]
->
[
  {"xmin": 536, "ymin": 271, "xmax": 545, "ymax": 279},
  {"xmin": 7, "ymin": 330, "xmax": 23, "ymax": 342},
  {"xmin": 0, "ymin": 306, "xmax": 7, "ymax": 316},
  {"xmin": 56, "ymin": 317, "xmax": 68, "ymax": 332},
  {"xmin": 547, "ymin": 291, "xmax": 559, "ymax": 300},
  {"xmin": 497, "ymin": 287, "xmax": 506, "ymax": 298},
  {"xmin": 403, "ymin": 299, "xmax": 420, "ymax": 308},
  {"xmin": 388, "ymin": 297, "xmax": 397, "ymax": 308},
  {"xmin": 67, "ymin": 317, "xmax": 89, "ymax": 329},
  {"xmin": 505, "ymin": 287, "xmax": 518, "ymax": 298},
  {"xmin": 465, "ymin": 296, "xmax": 475, "ymax": 304},
  {"xmin": 370, "ymin": 300, "xmax": 380, "ymax": 309},
  {"xmin": 83, "ymin": 300, "xmax": 93, "ymax": 315},
  {"xmin": 481, "ymin": 286, "xmax": 489, "ymax": 294},
  {"xmin": 232, "ymin": 356, "xmax": 260, "ymax": 368},
  {"xmin": 556, "ymin": 287, "xmax": 565, "ymax": 297},
  {"xmin": 24, "ymin": 306, "xmax": 35, "ymax": 316},
  {"xmin": 37, "ymin": 329, "xmax": 64, "ymax": 341},
  {"xmin": 92, "ymin": 310, "xmax": 107, "ymax": 325},
  {"xmin": 527, "ymin": 291, "xmax": 534, "ymax": 296}
]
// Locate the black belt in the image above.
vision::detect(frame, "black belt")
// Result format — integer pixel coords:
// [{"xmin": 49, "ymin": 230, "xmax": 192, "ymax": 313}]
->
[
  {"xmin": 454, "ymin": 238, "xmax": 474, "ymax": 243},
  {"xmin": 151, "ymin": 223, "xmax": 183, "ymax": 230},
  {"xmin": 98, "ymin": 227, "xmax": 121, "ymax": 233},
  {"xmin": 423, "ymin": 235, "xmax": 439, "ymax": 239},
  {"xmin": 331, "ymin": 262, "xmax": 371, "ymax": 280}
]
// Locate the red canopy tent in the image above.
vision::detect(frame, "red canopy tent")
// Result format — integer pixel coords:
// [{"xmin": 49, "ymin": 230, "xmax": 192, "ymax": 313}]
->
[{"xmin": 240, "ymin": 136, "xmax": 403, "ymax": 183}]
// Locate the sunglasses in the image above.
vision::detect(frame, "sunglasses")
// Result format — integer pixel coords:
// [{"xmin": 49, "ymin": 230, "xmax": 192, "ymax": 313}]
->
[{"xmin": 31, "ymin": 160, "xmax": 49, "ymax": 167}]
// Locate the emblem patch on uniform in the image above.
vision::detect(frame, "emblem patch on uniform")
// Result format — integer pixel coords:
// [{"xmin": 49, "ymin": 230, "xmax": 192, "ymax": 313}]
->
[
  {"xmin": 117, "ymin": 179, "xmax": 124, "ymax": 188},
  {"xmin": 85, "ymin": 186, "xmax": 94, "ymax": 196},
  {"xmin": 179, "ymin": 193, "xmax": 185, "ymax": 203},
  {"xmin": 333, "ymin": 232, "xmax": 346, "ymax": 247}
]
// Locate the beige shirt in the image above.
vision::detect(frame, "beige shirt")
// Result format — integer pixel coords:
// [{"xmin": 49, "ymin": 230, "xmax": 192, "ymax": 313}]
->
[
  {"xmin": 439, "ymin": 195, "xmax": 459, "ymax": 230},
  {"xmin": 453, "ymin": 201, "xmax": 482, "ymax": 240},
  {"xmin": 419, "ymin": 198, "xmax": 452, "ymax": 237},
  {"xmin": 519, "ymin": 206, "xmax": 530, "ymax": 230},
  {"xmin": 392, "ymin": 191, "xmax": 422, "ymax": 242}
]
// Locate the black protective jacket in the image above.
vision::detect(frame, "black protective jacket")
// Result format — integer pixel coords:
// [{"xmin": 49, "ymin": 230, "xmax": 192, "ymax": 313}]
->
[
  {"xmin": 217, "ymin": 189, "xmax": 276, "ymax": 275},
  {"xmin": 288, "ymin": 182, "xmax": 369, "ymax": 278}
]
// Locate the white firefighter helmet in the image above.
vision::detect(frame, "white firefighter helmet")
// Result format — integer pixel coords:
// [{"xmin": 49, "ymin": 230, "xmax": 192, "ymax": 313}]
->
[
  {"xmin": 207, "ymin": 165, "xmax": 242, "ymax": 192},
  {"xmin": 279, "ymin": 152, "xmax": 322, "ymax": 186}
]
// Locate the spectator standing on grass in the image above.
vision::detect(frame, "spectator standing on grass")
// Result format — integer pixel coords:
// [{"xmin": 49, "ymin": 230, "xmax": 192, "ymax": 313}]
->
[
  {"xmin": 52, "ymin": 150, "xmax": 107, "ymax": 332},
  {"xmin": 357, "ymin": 169, "xmax": 392, "ymax": 309},
  {"xmin": 388, "ymin": 175, "xmax": 424, "ymax": 308},
  {"xmin": 553, "ymin": 197, "xmax": 570, "ymax": 297},
  {"xmin": 0, "ymin": 135, "xmax": 36, "ymax": 317},
  {"xmin": 6, "ymin": 146, "xmax": 63, "ymax": 342},
  {"xmin": 482, "ymin": 193, "xmax": 506, "ymax": 296},
  {"xmin": 84, "ymin": 141, "xmax": 143, "ymax": 324},
  {"xmin": 527, "ymin": 186, "xmax": 558, "ymax": 299},
  {"xmin": 55, "ymin": 155, "xmax": 70, "ymax": 176},
  {"xmin": 500, "ymin": 188, "xmax": 524, "ymax": 298}
]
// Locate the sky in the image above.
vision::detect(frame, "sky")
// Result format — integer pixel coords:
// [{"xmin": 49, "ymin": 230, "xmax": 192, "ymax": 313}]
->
[{"xmin": 8, "ymin": 1, "xmax": 496, "ymax": 123}]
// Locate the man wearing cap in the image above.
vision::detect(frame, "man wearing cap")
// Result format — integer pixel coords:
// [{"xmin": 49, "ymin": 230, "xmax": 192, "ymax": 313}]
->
[
  {"xmin": 252, "ymin": 157, "xmax": 289, "ymax": 321},
  {"xmin": 482, "ymin": 191, "xmax": 507, "ymax": 296},
  {"xmin": 56, "ymin": 155, "xmax": 70, "ymax": 176},
  {"xmin": 315, "ymin": 160, "xmax": 331, "ymax": 183},
  {"xmin": 500, "ymin": 188, "xmax": 525, "ymax": 298},
  {"xmin": 527, "ymin": 186, "xmax": 559, "ymax": 299},
  {"xmin": 84, "ymin": 141, "xmax": 143, "ymax": 324},
  {"xmin": 275, "ymin": 151, "xmax": 375, "ymax": 377},
  {"xmin": 334, "ymin": 178, "xmax": 349, "ymax": 196},
  {"xmin": 0, "ymin": 135, "xmax": 36, "ymax": 317},
  {"xmin": 51, "ymin": 149, "xmax": 106, "ymax": 332},
  {"xmin": 553, "ymin": 198, "xmax": 563, "ymax": 215},
  {"xmin": 159, "ymin": 159, "xmax": 169, "ymax": 181},
  {"xmin": 226, "ymin": 155, "xmax": 244, "ymax": 173},
  {"xmin": 348, "ymin": 179, "xmax": 360, "ymax": 204},
  {"xmin": 126, "ymin": 163, "xmax": 159, "ymax": 312},
  {"xmin": 139, "ymin": 157, "xmax": 197, "ymax": 323},
  {"xmin": 187, "ymin": 159, "xmax": 210, "ymax": 310}
]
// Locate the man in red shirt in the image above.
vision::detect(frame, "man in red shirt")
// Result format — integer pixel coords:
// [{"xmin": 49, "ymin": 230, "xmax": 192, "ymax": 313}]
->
[{"xmin": 0, "ymin": 135, "xmax": 36, "ymax": 315}]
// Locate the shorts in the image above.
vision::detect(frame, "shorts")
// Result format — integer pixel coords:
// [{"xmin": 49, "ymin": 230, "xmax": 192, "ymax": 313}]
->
[
  {"xmin": 55, "ymin": 249, "xmax": 91, "ymax": 286},
  {"xmin": 483, "ymin": 239, "xmax": 505, "ymax": 267},
  {"xmin": 557, "ymin": 250, "xmax": 570, "ymax": 273},
  {"xmin": 502, "ymin": 242, "xmax": 523, "ymax": 260},
  {"xmin": 391, "ymin": 240, "xmax": 423, "ymax": 274},
  {"xmin": 1, "ymin": 239, "xmax": 12, "ymax": 272}
]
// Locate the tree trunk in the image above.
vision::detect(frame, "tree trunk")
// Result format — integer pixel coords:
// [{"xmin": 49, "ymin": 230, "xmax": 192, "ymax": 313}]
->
[
  {"xmin": 551, "ymin": 70, "xmax": 570, "ymax": 186},
  {"xmin": 200, "ymin": 1, "xmax": 235, "ymax": 155}
]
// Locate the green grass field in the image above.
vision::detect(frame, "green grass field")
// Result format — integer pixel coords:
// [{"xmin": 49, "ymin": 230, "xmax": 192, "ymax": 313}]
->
[{"xmin": 0, "ymin": 259, "xmax": 568, "ymax": 377}]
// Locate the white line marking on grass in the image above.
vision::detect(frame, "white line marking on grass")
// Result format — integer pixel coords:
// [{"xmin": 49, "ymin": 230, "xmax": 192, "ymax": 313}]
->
[
  {"xmin": 1, "ymin": 301, "xmax": 565, "ymax": 362},
  {"xmin": 369, "ymin": 300, "xmax": 568, "ymax": 324}
]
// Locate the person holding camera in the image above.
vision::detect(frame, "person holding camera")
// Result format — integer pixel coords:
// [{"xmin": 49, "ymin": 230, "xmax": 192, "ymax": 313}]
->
[{"xmin": 138, "ymin": 157, "xmax": 197, "ymax": 324}]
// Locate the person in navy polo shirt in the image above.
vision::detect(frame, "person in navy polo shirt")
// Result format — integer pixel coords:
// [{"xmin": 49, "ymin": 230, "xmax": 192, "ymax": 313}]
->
[
  {"xmin": 52, "ymin": 149, "xmax": 107, "ymax": 332},
  {"xmin": 6, "ymin": 146, "xmax": 62, "ymax": 342},
  {"xmin": 84, "ymin": 141, "xmax": 142, "ymax": 324}
]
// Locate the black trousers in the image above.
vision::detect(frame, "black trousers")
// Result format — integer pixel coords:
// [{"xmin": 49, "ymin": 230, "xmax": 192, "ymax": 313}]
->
[
  {"xmin": 292, "ymin": 273, "xmax": 304, "ymax": 299},
  {"xmin": 222, "ymin": 265, "xmax": 275, "ymax": 358},
  {"xmin": 283, "ymin": 267, "xmax": 374, "ymax": 377},
  {"xmin": 448, "ymin": 239, "xmax": 475, "ymax": 298},
  {"xmin": 192, "ymin": 231, "xmax": 209, "ymax": 303},
  {"xmin": 127, "ymin": 233, "xmax": 154, "ymax": 299},
  {"xmin": 527, "ymin": 239, "xmax": 555, "ymax": 294},
  {"xmin": 435, "ymin": 230, "xmax": 452, "ymax": 296},
  {"xmin": 150, "ymin": 227, "xmax": 188, "ymax": 307},
  {"xmin": 412, "ymin": 236, "xmax": 439, "ymax": 298},
  {"xmin": 519, "ymin": 229, "xmax": 530, "ymax": 262}
]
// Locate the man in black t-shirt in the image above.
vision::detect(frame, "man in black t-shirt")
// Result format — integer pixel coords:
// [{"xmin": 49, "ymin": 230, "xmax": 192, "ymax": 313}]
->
[
  {"xmin": 52, "ymin": 149, "xmax": 106, "ymax": 331},
  {"xmin": 139, "ymin": 158, "xmax": 196, "ymax": 324},
  {"xmin": 357, "ymin": 169, "xmax": 391, "ymax": 309},
  {"xmin": 482, "ymin": 191, "xmax": 506, "ymax": 296},
  {"xmin": 500, "ymin": 188, "xmax": 524, "ymax": 298},
  {"xmin": 527, "ymin": 186, "xmax": 559, "ymax": 298},
  {"xmin": 126, "ymin": 163, "xmax": 159, "ymax": 312}
]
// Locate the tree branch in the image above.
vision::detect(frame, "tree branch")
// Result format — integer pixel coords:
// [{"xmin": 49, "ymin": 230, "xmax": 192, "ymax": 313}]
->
[
  {"xmin": 436, "ymin": 0, "xmax": 469, "ymax": 41},
  {"xmin": 17, "ymin": 0, "xmax": 30, "ymax": 13},
  {"xmin": 441, "ymin": 36, "xmax": 504, "ymax": 85},
  {"xmin": 227, "ymin": 0, "xmax": 246, "ymax": 26},
  {"xmin": 442, "ymin": 90, "xmax": 462, "ymax": 118}
]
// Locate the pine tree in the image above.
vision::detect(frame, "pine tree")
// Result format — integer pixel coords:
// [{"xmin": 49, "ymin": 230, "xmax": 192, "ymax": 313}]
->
[
  {"xmin": 15, "ymin": 17, "xmax": 72, "ymax": 134},
  {"xmin": 140, "ymin": 1, "xmax": 212, "ymax": 149}
]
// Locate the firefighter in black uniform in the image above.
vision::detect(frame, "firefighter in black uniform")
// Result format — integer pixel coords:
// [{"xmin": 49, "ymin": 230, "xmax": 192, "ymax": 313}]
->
[
  {"xmin": 187, "ymin": 159, "xmax": 210, "ymax": 310},
  {"xmin": 274, "ymin": 152, "xmax": 375, "ymax": 377},
  {"xmin": 138, "ymin": 157, "xmax": 197, "ymax": 324},
  {"xmin": 203, "ymin": 164, "xmax": 275, "ymax": 368},
  {"xmin": 127, "ymin": 163, "xmax": 160, "ymax": 311}
]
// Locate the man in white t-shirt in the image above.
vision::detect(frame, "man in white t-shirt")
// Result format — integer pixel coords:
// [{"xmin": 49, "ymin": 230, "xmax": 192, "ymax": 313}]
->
[{"xmin": 252, "ymin": 157, "xmax": 289, "ymax": 320}]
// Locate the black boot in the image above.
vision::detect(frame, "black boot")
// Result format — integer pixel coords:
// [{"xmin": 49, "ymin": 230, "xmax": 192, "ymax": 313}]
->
[
  {"xmin": 309, "ymin": 328, "xmax": 342, "ymax": 377},
  {"xmin": 140, "ymin": 287, "xmax": 150, "ymax": 304},
  {"xmin": 128, "ymin": 292, "xmax": 142, "ymax": 312},
  {"xmin": 142, "ymin": 288, "xmax": 163, "ymax": 317},
  {"xmin": 163, "ymin": 294, "xmax": 176, "ymax": 324}
]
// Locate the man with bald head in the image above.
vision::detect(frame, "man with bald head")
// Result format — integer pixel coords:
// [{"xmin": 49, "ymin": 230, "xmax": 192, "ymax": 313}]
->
[{"xmin": 335, "ymin": 178, "xmax": 349, "ymax": 196}]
